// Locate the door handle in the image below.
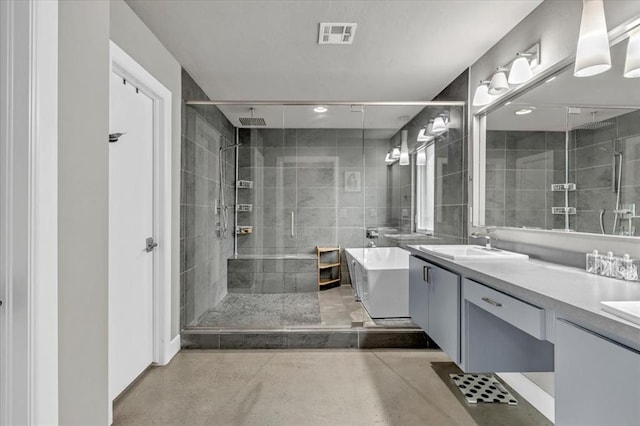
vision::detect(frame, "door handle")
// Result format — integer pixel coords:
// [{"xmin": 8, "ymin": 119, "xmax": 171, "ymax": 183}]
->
[
  {"xmin": 145, "ymin": 237, "xmax": 158, "ymax": 253},
  {"xmin": 290, "ymin": 211, "xmax": 295, "ymax": 237},
  {"xmin": 423, "ymin": 266, "xmax": 431, "ymax": 284}
]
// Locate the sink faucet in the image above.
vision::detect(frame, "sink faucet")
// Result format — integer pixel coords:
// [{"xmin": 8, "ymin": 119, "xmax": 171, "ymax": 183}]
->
[{"xmin": 470, "ymin": 230, "xmax": 492, "ymax": 250}]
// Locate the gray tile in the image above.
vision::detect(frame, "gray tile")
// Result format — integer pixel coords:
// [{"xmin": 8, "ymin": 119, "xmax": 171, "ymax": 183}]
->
[
  {"xmin": 296, "ymin": 259, "xmax": 317, "ymax": 273},
  {"xmin": 357, "ymin": 330, "xmax": 431, "ymax": 349},
  {"xmin": 506, "ymin": 131, "xmax": 546, "ymax": 150},
  {"xmin": 297, "ymin": 188, "xmax": 337, "ymax": 208},
  {"xmin": 296, "ymin": 168, "xmax": 337, "ymax": 188},
  {"xmin": 288, "ymin": 332, "xmax": 358, "ymax": 348},
  {"xmin": 180, "ymin": 333, "xmax": 220, "ymax": 349},
  {"xmin": 296, "ymin": 129, "xmax": 337, "ymax": 148},
  {"xmin": 295, "ymin": 273, "xmax": 318, "ymax": 292},
  {"xmin": 297, "ymin": 207, "xmax": 337, "ymax": 228},
  {"xmin": 219, "ymin": 333, "xmax": 288, "ymax": 349}
]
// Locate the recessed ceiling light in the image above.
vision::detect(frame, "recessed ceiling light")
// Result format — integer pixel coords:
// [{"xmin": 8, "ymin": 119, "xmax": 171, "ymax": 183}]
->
[
  {"xmin": 505, "ymin": 101, "xmax": 512, "ymax": 106},
  {"xmin": 515, "ymin": 107, "xmax": 535, "ymax": 115},
  {"xmin": 545, "ymin": 76, "xmax": 557, "ymax": 83},
  {"xmin": 314, "ymin": 106, "xmax": 328, "ymax": 113}
]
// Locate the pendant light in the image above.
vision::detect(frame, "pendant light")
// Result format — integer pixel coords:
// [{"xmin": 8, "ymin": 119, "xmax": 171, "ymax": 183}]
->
[
  {"xmin": 624, "ymin": 29, "xmax": 640, "ymax": 78},
  {"xmin": 574, "ymin": 0, "xmax": 611, "ymax": 77},
  {"xmin": 391, "ymin": 146, "xmax": 401, "ymax": 159},
  {"xmin": 488, "ymin": 68, "xmax": 510, "ymax": 95},
  {"xmin": 417, "ymin": 128, "xmax": 434, "ymax": 143},
  {"xmin": 399, "ymin": 130, "xmax": 409, "ymax": 166},
  {"xmin": 472, "ymin": 81, "xmax": 493, "ymax": 106},
  {"xmin": 508, "ymin": 55, "xmax": 533, "ymax": 84}
]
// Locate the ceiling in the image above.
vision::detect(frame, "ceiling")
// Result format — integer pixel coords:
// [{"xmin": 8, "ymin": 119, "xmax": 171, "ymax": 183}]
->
[
  {"xmin": 487, "ymin": 38, "xmax": 640, "ymax": 132},
  {"xmin": 126, "ymin": 0, "xmax": 542, "ymax": 129}
]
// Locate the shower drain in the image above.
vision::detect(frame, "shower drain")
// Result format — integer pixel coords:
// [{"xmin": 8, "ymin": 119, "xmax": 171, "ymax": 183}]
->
[{"xmin": 450, "ymin": 373, "xmax": 518, "ymax": 405}]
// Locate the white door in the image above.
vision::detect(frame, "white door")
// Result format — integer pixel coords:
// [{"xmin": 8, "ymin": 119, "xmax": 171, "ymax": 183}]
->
[{"xmin": 108, "ymin": 71, "xmax": 154, "ymax": 401}]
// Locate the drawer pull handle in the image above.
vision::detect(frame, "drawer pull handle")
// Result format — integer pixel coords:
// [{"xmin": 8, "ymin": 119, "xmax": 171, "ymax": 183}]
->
[
  {"xmin": 423, "ymin": 266, "xmax": 431, "ymax": 284},
  {"xmin": 482, "ymin": 297, "xmax": 502, "ymax": 307}
]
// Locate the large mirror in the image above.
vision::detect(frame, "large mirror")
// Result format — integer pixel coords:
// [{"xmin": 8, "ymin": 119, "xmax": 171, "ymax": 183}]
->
[{"xmin": 478, "ymin": 30, "xmax": 640, "ymax": 237}]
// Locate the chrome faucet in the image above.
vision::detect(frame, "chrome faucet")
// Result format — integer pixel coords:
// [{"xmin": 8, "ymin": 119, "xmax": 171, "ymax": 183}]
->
[{"xmin": 470, "ymin": 230, "xmax": 492, "ymax": 250}]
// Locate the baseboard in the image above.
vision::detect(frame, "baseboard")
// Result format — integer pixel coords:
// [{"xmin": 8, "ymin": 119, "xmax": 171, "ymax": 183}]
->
[
  {"xmin": 497, "ymin": 373, "xmax": 554, "ymax": 423},
  {"xmin": 168, "ymin": 335, "xmax": 181, "ymax": 360},
  {"xmin": 156, "ymin": 335, "xmax": 181, "ymax": 365}
]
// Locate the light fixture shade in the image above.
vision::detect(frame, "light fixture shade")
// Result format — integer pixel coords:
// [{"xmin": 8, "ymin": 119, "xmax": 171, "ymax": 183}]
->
[
  {"xmin": 417, "ymin": 128, "xmax": 434, "ymax": 142},
  {"xmin": 391, "ymin": 146, "xmax": 401, "ymax": 159},
  {"xmin": 399, "ymin": 130, "xmax": 409, "ymax": 165},
  {"xmin": 488, "ymin": 71, "xmax": 509, "ymax": 95},
  {"xmin": 624, "ymin": 30, "xmax": 640, "ymax": 78},
  {"xmin": 472, "ymin": 84, "xmax": 492, "ymax": 106},
  {"xmin": 385, "ymin": 151, "xmax": 394, "ymax": 164},
  {"xmin": 431, "ymin": 117, "xmax": 447, "ymax": 134},
  {"xmin": 508, "ymin": 57, "xmax": 533, "ymax": 84},
  {"xmin": 574, "ymin": 0, "xmax": 611, "ymax": 77}
]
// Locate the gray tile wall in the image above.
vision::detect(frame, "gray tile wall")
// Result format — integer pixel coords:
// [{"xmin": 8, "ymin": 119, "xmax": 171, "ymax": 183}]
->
[
  {"xmin": 485, "ymin": 130, "xmax": 565, "ymax": 230},
  {"xmin": 181, "ymin": 69, "xmax": 236, "ymax": 327},
  {"xmin": 571, "ymin": 109, "xmax": 640, "ymax": 235},
  {"xmin": 236, "ymin": 128, "xmax": 390, "ymax": 255}
]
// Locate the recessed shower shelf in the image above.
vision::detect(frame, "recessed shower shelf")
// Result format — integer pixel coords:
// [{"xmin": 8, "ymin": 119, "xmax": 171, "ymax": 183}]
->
[
  {"xmin": 552, "ymin": 207, "xmax": 576, "ymax": 215},
  {"xmin": 551, "ymin": 183, "xmax": 576, "ymax": 191},
  {"xmin": 236, "ymin": 226, "xmax": 253, "ymax": 235},
  {"xmin": 236, "ymin": 180, "xmax": 253, "ymax": 189}
]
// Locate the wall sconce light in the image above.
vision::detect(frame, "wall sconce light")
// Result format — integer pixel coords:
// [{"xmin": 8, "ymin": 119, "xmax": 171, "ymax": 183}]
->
[
  {"xmin": 417, "ymin": 127, "xmax": 434, "ymax": 142},
  {"xmin": 624, "ymin": 29, "xmax": 640, "ymax": 78},
  {"xmin": 399, "ymin": 130, "xmax": 409, "ymax": 165},
  {"xmin": 472, "ymin": 80, "xmax": 493, "ymax": 106},
  {"xmin": 431, "ymin": 116, "xmax": 448, "ymax": 134},
  {"xmin": 488, "ymin": 68, "xmax": 510, "ymax": 95},
  {"xmin": 385, "ymin": 150, "xmax": 395, "ymax": 164},
  {"xmin": 508, "ymin": 53, "xmax": 534, "ymax": 84},
  {"xmin": 574, "ymin": 0, "xmax": 611, "ymax": 77}
]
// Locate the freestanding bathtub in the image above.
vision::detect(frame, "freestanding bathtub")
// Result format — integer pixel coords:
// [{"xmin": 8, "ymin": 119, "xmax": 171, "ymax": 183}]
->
[{"xmin": 345, "ymin": 247, "xmax": 410, "ymax": 318}]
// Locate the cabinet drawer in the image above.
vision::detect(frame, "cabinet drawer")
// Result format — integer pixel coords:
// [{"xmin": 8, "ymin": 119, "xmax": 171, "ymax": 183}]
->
[{"xmin": 463, "ymin": 278, "xmax": 545, "ymax": 339}]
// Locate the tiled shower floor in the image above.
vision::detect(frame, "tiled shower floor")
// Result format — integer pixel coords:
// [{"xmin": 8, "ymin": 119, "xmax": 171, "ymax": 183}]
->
[{"xmin": 195, "ymin": 285, "xmax": 418, "ymax": 329}]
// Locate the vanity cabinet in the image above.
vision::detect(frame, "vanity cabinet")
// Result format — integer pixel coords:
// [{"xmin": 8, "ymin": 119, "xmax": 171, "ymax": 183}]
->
[
  {"xmin": 409, "ymin": 255, "xmax": 460, "ymax": 363},
  {"xmin": 555, "ymin": 320, "xmax": 640, "ymax": 426},
  {"xmin": 461, "ymin": 278, "xmax": 554, "ymax": 373}
]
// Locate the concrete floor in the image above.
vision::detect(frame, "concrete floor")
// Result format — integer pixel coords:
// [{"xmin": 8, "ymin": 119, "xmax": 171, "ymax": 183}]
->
[{"xmin": 113, "ymin": 350, "xmax": 550, "ymax": 425}]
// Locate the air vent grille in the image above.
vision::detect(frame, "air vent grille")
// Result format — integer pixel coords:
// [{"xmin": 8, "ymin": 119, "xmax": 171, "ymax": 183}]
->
[
  {"xmin": 238, "ymin": 117, "xmax": 266, "ymax": 126},
  {"xmin": 318, "ymin": 23, "xmax": 357, "ymax": 45}
]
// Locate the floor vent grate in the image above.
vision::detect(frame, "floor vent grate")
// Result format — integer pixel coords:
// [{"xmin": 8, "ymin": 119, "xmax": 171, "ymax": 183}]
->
[{"xmin": 450, "ymin": 373, "xmax": 518, "ymax": 405}]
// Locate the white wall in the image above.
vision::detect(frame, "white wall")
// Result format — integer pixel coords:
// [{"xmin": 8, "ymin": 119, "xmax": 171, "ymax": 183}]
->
[
  {"xmin": 110, "ymin": 0, "xmax": 182, "ymax": 339},
  {"xmin": 58, "ymin": 0, "xmax": 110, "ymax": 424}
]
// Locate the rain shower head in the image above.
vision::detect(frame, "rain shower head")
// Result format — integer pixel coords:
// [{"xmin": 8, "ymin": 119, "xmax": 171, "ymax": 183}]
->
[
  {"xmin": 572, "ymin": 111, "xmax": 614, "ymax": 130},
  {"xmin": 239, "ymin": 107, "xmax": 266, "ymax": 127}
]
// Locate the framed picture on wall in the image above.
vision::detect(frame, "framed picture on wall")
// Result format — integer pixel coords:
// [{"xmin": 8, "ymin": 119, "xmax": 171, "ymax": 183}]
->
[{"xmin": 345, "ymin": 171, "xmax": 361, "ymax": 192}]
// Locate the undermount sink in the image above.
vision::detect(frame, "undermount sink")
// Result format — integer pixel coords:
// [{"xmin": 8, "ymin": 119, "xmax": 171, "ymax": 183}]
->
[
  {"xmin": 600, "ymin": 301, "xmax": 640, "ymax": 326},
  {"xmin": 417, "ymin": 245, "xmax": 529, "ymax": 261}
]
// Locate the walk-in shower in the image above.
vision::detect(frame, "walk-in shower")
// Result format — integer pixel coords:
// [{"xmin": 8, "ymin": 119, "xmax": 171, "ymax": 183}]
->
[{"xmin": 179, "ymin": 99, "xmax": 466, "ymax": 345}]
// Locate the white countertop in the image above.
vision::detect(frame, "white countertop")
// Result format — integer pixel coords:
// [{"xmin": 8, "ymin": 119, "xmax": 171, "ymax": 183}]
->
[{"xmin": 407, "ymin": 245, "xmax": 640, "ymax": 350}]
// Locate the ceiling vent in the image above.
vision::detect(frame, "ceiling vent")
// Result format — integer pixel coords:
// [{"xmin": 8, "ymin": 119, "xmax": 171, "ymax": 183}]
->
[
  {"xmin": 318, "ymin": 23, "xmax": 357, "ymax": 45},
  {"xmin": 238, "ymin": 117, "xmax": 266, "ymax": 126}
]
